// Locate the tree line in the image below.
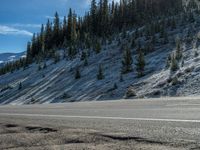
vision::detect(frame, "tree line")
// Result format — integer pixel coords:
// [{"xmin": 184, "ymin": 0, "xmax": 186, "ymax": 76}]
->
[{"xmin": 0, "ymin": 0, "xmax": 184, "ymax": 75}]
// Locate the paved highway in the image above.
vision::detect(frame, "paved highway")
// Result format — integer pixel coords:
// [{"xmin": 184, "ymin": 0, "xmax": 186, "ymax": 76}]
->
[{"xmin": 0, "ymin": 97, "xmax": 200, "ymax": 149}]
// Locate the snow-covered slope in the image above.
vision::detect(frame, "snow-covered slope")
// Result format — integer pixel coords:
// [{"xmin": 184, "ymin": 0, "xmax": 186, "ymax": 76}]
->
[
  {"xmin": 0, "ymin": 52, "xmax": 26, "ymax": 67},
  {"xmin": 1, "ymin": 13, "xmax": 200, "ymax": 105}
]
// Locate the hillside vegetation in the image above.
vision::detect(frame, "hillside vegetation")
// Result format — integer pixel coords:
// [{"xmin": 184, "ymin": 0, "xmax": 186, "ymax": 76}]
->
[{"xmin": 1, "ymin": 0, "xmax": 200, "ymax": 104}]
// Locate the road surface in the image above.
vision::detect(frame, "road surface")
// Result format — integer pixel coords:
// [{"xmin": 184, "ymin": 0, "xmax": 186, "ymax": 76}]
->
[{"xmin": 0, "ymin": 97, "xmax": 200, "ymax": 149}]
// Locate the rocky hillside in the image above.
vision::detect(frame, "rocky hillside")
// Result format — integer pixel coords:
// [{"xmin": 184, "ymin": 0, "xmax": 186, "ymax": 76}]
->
[{"xmin": 1, "ymin": 10, "xmax": 200, "ymax": 105}]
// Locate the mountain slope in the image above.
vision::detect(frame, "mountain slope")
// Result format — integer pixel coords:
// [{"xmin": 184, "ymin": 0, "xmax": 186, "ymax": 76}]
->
[
  {"xmin": 0, "ymin": 52, "xmax": 26, "ymax": 67},
  {"xmin": 1, "ymin": 11, "xmax": 200, "ymax": 105}
]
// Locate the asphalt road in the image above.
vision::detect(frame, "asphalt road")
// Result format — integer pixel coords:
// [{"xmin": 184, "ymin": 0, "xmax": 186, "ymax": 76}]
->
[{"xmin": 0, "ymin": 97, "xmax": 200, "ymax": 149}]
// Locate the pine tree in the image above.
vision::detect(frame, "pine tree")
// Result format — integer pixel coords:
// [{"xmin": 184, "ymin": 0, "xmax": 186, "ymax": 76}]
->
[
  {"xmin": 38, "ymin": 64, "xmax": 42, "ymax": 71},
  {"xmin": 75, "ymin": 68, "xmax": 81, "ymax": 79},
  {"xmin": 102, "ymin": 0, "xmax": 109, "ymax": 36},
  {"xmin": 39, "ymin": 24, "xmax": 45, "ymax": 57},
  {"xmin": 54, "ymin": 52, "xmax": 60, "ymax": 64},
  {"xmin": 97, "ymin": 64, "xmax": 104, "ymax": 80},
  {"xmin": 26, "ymin": 42, "xmax": 32, "ymax": 64},
  {"xmin": 44, "ymin": 19, "xmax": 52, "ymax": 52},
  {"xmin": 95, "ymin": 40, "xmax": 101, "ymax": 53},
  {"xmin": 84, "ymin": 57, "xmax": 88, "ymax": 66},
  {"xmin": 81, "ymin": 51, "xmax": 87, "ymax": 61},
  {"xmin": 136, "ymin": 49, "xmax": 145, "ymax": 77},
  {"xmin": 53, "ymin": 12, "xmax": 60, "ymax": 47},
  {"xmin": 90, "ymin": 0, "xmax": 97, "ymax": 34},
  {"xmin": 67, "ymin": 8, "xmax": 73, "ymax": 42},
  {"xmin": 175, "ymin": 38, "xmax": 183, "ymax": 60},
  {"xmin": 113, "ymin": 83, "xmax": 118, "ymax": 90},
  {"xmin": 63, "ymin": 16, "xmax": 68, "ymax": 44},
  {"xmin": 68, "ymin": 45, "xmax": 77, "ymax": 59},
  {"xmin": 121, "ymin": 47, "xmax": 133, "ymax": 74},
  {"xmin": 72, "ymin": 11, "xmax": 77, "ymax": 43},
  {"xmin": 31, "ymin": 33, "xmax": 37, "ymax": 57},
  {"xmin": 170, "ymin": 53, "xmax": 179, "ymax": 71},
  {"xmin": 18, "ymin": 82, "xmax": 22, "ymax": 90}
]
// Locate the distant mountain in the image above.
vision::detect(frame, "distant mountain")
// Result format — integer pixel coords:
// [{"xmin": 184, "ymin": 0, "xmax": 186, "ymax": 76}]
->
[{"xmin": 0, "ymin": 52, "xmax": 26, "ymax": 67}]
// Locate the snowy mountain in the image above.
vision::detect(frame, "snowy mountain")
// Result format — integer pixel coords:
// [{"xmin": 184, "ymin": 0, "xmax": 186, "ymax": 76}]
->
[
  {"xmin": 0, "ymin": 52, "xmax": 26, "ymax": 67},
  {"xmin": 1, "ymin": 11, "xmax": 200, "ymax": 105},
  {"xmin": 1, "ymin": 0, "xmax": 200, "ymax": 105}
]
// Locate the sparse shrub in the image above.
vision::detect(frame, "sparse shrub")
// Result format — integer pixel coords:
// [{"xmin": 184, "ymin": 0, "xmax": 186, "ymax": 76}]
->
[
  {"xmin": 54, "ymin": 52, "xmax": 60, "ymax": 64},
  {"xmin": 194, "ymin": 50, "xmax": 199, "ymax": 57},
  {"xmin": 43, "ymin": 62, "xmax": 47, "ymax": 69},
  {"xmin": 97, "ymin": 64, "xmax": 104, "ymax": 80},
  {"xmin": 30, "ymin": 97, "xmax": 38, "ymax": 104},
  {"xmin": 61, "ymin": 92, "xmax": 71, "ymax": 99},
  {"xmin": 152, "ymin": 90, "xmax": 161, "ymax": 96},
  {"xmin": 38, "ymin": 65, "xmax": 42, "ymax": 71},
  {"xmin": 184, "ymin": 66, "xmax": 194, "ymax": 73},
  {"xmin": 81, "ymin": 51, "xmax": 87, "ymax": 61},
  {"xmin": 171, "ymin": 76, "xmax": 179, "ymax": 85},
  {"xmin": 167, "ymin": 77, "xmax": 173, "ymax": 83},
  {"xmin": 166, "ymin": 54, "xmax": 171, "ymax": 68},
  {"xmin": 75, "ymin": 68, "xmax": 81, "ymax": 79},
  {"xmin": 113, "ymin": 83, "xmax": 118, "ymax": 90},
  {"xmin": 176, "ymin": 71, "xmax": 183, "ymax": 78},
  {"xmin": 175, "ymin": 37, "xmax": 183, "ymax": 60},
  {"xmin": 170, "ymin": 53, "xmax": 179, "ymax": 71},
  {"xmin": 84, "ymin": 58, "xmax": 88, "ymax": 66},
  {"xmin": 18, "ymin": 82, "xmax": 22, "ymax": 90},
  {"xmin": 126, "ymin": 86, "xmax": 136, "ymax": 98},
  {"xmin": 181, "ymin": 60, "xmax": 184, "ymax": 67}
]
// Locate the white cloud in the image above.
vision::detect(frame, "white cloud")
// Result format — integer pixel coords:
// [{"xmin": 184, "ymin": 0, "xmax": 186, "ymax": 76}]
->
[
  {"xmin": 45, "ymin": 15, "xmax": 65, "ymax": 20},
  {"xmin": 11, "ymin": 23, "xmax": 41, "ymax": 28},
  {"xmin": 0, "ymin": 25, "xmax": 33, "ymax": 37}
]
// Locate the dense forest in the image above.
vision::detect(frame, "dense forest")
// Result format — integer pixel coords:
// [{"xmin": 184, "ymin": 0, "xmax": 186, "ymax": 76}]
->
[{"xmin": 0, "ymin": 0, "xmax": 192, "ymax": 75}]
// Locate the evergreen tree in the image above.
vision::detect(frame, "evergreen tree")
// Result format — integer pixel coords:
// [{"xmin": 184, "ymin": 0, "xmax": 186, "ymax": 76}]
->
[
  {"xmin": 102, "ymin": 0, "xmax": 109, "ymax": 36},
  {"xmin": 44, "ymin": 19, "xmax": 52, "ymax": 52},
  {"xmin": 120, "ymin": 74, "xmax": 124, "ymax": 82},
  {"xmin": 175, "ymin": 38, "xmax": 183, "ymax": 60},
  {"xmin": 67, "ymin": 8, "xmax": 73, "ymax": 42},
  {"xmin": 136, "ymin": 49, "xmax": 145, "ymax": 77},
  {"xmin": 18, "ymin": 82, "xmax": 22, "ymax": 90},
  {"xmin": 68, "ymin": 45, "xmax": 77, "ymax": 59},
  {"xmin": 97, "ymin": 64, "xmax": 104, "ymax": 80},
  {"xmin": 26, "ymin": 42, "xmax": 32, "ymax": 64},
  {"xmin": 95, "ymin": 40, "xmax": 102, "ymax": 53},
  {"xmin": 62, "ymin": 16, "xmax": 68, "ymax": 44},
  {"xmin": 170, "ymin": 53, "xmax": 179, "ymax": 71},
  {"xmin": 90, "ymin": 0, "xmax": 97, "ymax": 34},
  {"xmin": 54, "ymin": 52, "xmax": 60, "ymax": 64},
  {"xmin": 53, "ymin": 12, "xmax": 60, "ymax": 47},
  {"xmin": 72, "ymin": 11, "xmax": 77, "ymax": 43},
  {"xmin": 121, "ymin": 47, "xmax": 133, "ymax": 74},
  {"xmin": 75, "ymin": 68, "xmax": 81, "ymax": 79},
  {"xmin": 84, "ymin": 57, "xmax": 89, "ymax": 66}
]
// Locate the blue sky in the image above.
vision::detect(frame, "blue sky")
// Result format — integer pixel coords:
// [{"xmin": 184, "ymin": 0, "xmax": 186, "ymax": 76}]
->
[{"xmin": 0, "ymin": 0, "xmax": 91, "ymax": 53}]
